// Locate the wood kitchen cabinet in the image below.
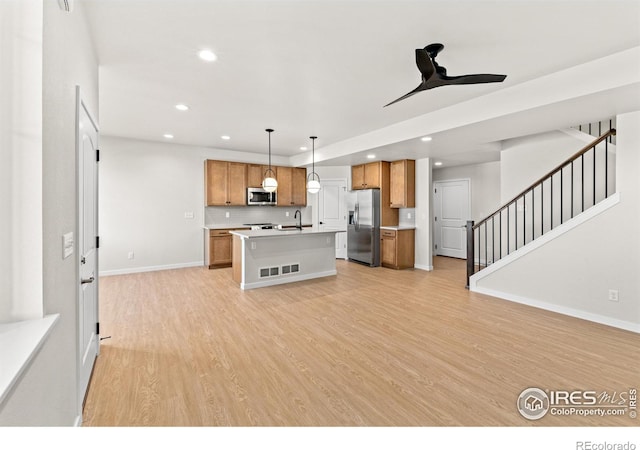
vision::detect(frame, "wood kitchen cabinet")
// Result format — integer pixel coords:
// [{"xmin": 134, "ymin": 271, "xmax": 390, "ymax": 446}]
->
[
  {"xmin": 380, "ymin": 228, "xmax": 415, "ymax": 269},
  {"xmin": 351, "ymin": 161, "xmax": 398, "ymax": 226},
  {"xmin": 276, "ymin": 166, "xmax": 307, "ymax": 206},
  {"xmin": 247, "ymin": 164, "xmax": 273, "ymax": 188},
  {"xmin": 205, "ymin": 160, "xmax": 247, "ymax": 206},
  {"xmin": 207, "ymin": 229, "xmax": 233, "ymax": 268},
  {"xmin": 351, "ymin": 162, "xmax": 382, "ymax": 190},
  {"xmin": 390, "ymin": 159, "xmax": 415, "ymax": 208}
]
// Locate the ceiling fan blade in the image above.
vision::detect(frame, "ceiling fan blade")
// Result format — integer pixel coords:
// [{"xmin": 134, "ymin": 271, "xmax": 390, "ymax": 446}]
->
[
  {"xmin": 415, "ymin": 48, "xmax": 436, "ymax": 79},
  {"xmin": 440, "ymin": 73, "xmax": 507, "ymax": 85},
  {"xmin": 383, "ymin": 84, "xmax": 425, "ymax": 107}
]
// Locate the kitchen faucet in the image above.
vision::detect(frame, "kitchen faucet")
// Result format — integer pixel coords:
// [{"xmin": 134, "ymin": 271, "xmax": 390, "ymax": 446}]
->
[{"xmin": 294, "ymin": 209, "xmax": 302, "ymax": 230}]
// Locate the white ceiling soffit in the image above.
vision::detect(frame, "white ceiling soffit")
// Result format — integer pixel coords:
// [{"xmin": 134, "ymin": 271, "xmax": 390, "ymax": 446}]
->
[{"xmin": 83, "ymin": 0, "xmax": 640, "ymax": 166}]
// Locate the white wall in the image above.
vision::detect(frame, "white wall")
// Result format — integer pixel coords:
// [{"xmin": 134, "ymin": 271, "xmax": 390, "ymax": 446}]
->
[
  {"xmin": 99, "ymin": 136, "xmax": 296, "ymax": 274},
  {"xmin": 433, "ymin": 161, "xmax": 501, "ymax": 222},
  {"xmin": 0, "ymin": 1, "xmax": 99, "ymax": 425},
  {"xmin": 473, "ymin": 112, "xmax": 640, "ymax": 331},
  {"xmin": 501, "ymin": 131, "xmax": 584, "ymax": 202},
  {"xmin": 0, "ymin": 0, "xmax": 43, "ymax": 323},
  {"xmin": 414, "ymin": 158, "xmax": 432, "ymax": 270}
]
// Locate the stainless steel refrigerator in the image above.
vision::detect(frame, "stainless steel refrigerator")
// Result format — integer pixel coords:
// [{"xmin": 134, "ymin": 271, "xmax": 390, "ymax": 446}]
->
[{"xmin": 347, "ymin": 189, "xmax": 380, "ymax": 267}]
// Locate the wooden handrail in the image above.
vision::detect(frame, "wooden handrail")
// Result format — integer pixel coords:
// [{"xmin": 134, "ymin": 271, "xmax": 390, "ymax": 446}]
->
[{"xmin": 473, "ymin": 129, "xmax": 616, "ymax": 229}]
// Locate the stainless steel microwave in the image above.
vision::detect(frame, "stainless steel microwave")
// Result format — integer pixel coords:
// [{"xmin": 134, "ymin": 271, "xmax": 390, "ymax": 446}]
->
[{"xmin": 247, "ymin": 187, "xmax": 277, "ymax": 206}]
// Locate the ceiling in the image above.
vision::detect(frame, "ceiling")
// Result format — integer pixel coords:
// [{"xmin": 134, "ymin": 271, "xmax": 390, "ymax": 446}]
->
[{"xmin": 83, "ymin": 0, "xmax": 640, "ymax": 167}]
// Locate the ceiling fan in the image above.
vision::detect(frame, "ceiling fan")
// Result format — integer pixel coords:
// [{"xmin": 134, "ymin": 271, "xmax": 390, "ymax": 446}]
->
[{"xmin": 384, "ymin": 43, "xmax": 507, "ymax": 107}]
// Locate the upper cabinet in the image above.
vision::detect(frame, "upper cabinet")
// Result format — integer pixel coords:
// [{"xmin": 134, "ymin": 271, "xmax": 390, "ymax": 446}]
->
[
  {"xmin": 351, "ymin": 162, "xmax": 382, "ymax": 190},
  {"xmin": 205, "ymin": 160, "xmax": 247, "ymax": 206},
  {"xmin": 247, "ymin": 164, "xmax": 273, "ymax": 188},
  {"xmin": 351, "ymin": 161, "xmax": 397, "ymax": 226},
  {"xmin": 390, "ymin": 159, "xmax": 415, "ymax": 208},
  {"xmin": 276, "ymin": 166, "xmax": 307, "ymax": 206}
]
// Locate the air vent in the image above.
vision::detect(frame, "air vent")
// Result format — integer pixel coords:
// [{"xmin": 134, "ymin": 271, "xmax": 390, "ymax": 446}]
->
[{"xmin": 260, "ymin": 264, "xmax": 299, "ymax": 278}]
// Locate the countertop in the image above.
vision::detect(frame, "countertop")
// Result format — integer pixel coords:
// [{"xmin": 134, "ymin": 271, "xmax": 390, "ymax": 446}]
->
[
  {"xmin": 380, "ymin": 226, "xmax": 416, "ymax": 231},
  {"xmin": 204, "ymin": 223, "xmax": 312, "ymax": 230},
  {"xmin": 230, "ymin": 228, "xmax": 345, "ymax": 239}
]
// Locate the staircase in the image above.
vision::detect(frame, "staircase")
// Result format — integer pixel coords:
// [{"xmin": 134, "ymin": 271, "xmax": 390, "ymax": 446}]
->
[{"xmin": 466, "ymin": 126, "xmax": 617, "ymax": 287}]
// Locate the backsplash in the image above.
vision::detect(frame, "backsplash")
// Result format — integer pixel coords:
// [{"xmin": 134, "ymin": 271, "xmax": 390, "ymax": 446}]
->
[
  {"xmin": 205, "ymin": 206, "xmax": 313, "ymax": 227},
  {"xmin": 398, "ymin": 208, "xmax": 416, "ymax": 228}
]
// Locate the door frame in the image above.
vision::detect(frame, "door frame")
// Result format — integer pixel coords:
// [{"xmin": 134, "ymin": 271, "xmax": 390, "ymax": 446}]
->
[
  {"xmin": 76, "ymin": 86, "xmax": 100, "ymax": 415},
  {"xmin": 433, "ymin": 178, "xmax": 471, "ymax": 258}
]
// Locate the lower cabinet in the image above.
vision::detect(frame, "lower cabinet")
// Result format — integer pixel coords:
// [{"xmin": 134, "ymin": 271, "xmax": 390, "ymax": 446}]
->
[
  {"xmin": 206, "ymin": 229, "xmax": 233, "ymax": 269},
  {"xmin": 380, "ymin": 228, "xmax": 415, "ymax": 269}
]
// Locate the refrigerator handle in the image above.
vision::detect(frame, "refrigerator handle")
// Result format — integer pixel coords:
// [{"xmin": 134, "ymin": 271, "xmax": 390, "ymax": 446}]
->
[{"xmin": 354, "ymin": 203, "xmax": 359, "ymax": 231}]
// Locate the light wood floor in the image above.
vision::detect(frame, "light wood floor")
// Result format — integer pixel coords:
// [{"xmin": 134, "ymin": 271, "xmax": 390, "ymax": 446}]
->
[{"xmin": 83, "ymin": 257, "xmax": 640, "ymax": 426}]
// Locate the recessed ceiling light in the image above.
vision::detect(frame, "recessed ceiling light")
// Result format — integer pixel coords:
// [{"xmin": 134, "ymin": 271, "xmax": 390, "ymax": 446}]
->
[
  {"xmin": 221, "ymin": 135, "xmax": 230, "ymax": 140},
  {"xmin": 421, "ymin": 136, "xmax": 432, "ymax": 142},
  {"xmin": 434, "ymin": 161, "xmax": 443, "ymax": 166},
  {"xmin": 367, "ymin": 154, "xmax": 376, "ymax": 159},
  {"xmin": 300, "ymin": 146, "xmax": 308, "ymax": 151},
  {"xmin": 175, "ymin": 104, "xmax": 189, "ymax": 111},
  {"xmin": 163, "ymin": 134, "xmax": 174, "ymax": 139},
  {"xmin": 198, "ymin": 49, "xmax": 217, "ymax": 62}
]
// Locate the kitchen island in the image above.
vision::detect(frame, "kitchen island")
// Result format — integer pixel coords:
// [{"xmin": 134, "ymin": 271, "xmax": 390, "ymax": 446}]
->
[{"xmin": 230, "ymin": 228, "xmax": 341, "ymax": 290}]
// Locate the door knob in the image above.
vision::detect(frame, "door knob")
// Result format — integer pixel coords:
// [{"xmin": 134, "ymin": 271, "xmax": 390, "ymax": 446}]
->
[{"xmin": 81, "ymin": 276, "xmax": 95, "ymax": 284}]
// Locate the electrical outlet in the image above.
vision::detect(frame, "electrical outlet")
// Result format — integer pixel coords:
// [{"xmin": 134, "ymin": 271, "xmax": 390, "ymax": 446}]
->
[
  {"xmin": 128, "ymin": 251, "xmax": 134, "ymax": 260},
  {"xmin": 608, "ymin": 289, "xmax": 619, "ymax": 302},
  {"xmin": 225, "ymin": 211, "xmax": 230, "ymax": 218},
  {"xmin": 286, "ymin": 211, "xmax": 290, "ymax": 217},
  {"xmin": 407, "ymin": 212, "xmax": 412, "ymax": 219},
  {"xmin": 184, "ymin": 211, "xmax": 194, "ymax": 219},
  {"xmin": 251, "ymin": 242, "xmax": 256, "ymax": 250}
]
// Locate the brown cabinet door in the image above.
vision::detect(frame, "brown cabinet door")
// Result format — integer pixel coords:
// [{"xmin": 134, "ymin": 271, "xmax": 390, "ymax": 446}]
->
[
  {"xmin": 390, "ymin": 160, "xmax": 405, "ymax": 208},
  {"xmin": 390, "ymin": 160, "xmax": 415, "ymax": 208},
  {"xmin": 210, "ymin": 234, "xmax": 232, "ymax": 267},
  {"xmin": 364, "ymin": 162, "xmax": 381, "ymax": 188},
  {"xmin": 291, "ymin": 167, "xmax": 307, "ymax": 206},
  {"xmin": 227, "ymin": 162, "xmax": 247, "ymax": 205},
  {"xmin": 351, "ymin": 164, "xmax": 365, "ymax": 190},
  {"xmin": 276, "ymin": 166, "xmax": 293, "ymax": 206},
  {"xmin": 247, "ymin": 164, "xmax": 270, "ymax": 188},
  {"xmin": 381, "ymin": 233, "xmax": 397, "ymax": 267},
  {"xmin": 206, "ymin": 160, "xmax": 229, "ymax": 206}
]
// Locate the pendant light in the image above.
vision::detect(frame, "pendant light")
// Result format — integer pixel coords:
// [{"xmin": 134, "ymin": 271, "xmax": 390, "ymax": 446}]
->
[
  {"xmin": 262, "ymin": 128, "xmax": 278, "ymax": 192},
  {"xmin": 306, "ymin": 136, "xmax": 321, "ymax": 194}
]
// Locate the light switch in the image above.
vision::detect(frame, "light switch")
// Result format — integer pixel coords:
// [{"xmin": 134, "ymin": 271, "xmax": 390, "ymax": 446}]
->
[
  {"xmin": 184, "ymin": 211, "xmax": 194, "ymax": 219},
  {"xmin": 63, "ymin": 232, "xmax": 74, "ymax": 259}
]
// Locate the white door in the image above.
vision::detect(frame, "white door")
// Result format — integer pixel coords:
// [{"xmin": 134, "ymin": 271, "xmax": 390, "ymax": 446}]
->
[
  {"xmin": 434, "ymin": 179, "xmax": 470, "ymax": 259},
  {"xmin": 318, "ymin": 179, "xmax": 348, "ymax": 259},
  {"xmin": 77, "ymin": 88, "xmax": 99, "ymax": 410}
]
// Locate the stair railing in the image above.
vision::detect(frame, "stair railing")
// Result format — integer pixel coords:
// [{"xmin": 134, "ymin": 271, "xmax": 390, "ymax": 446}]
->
[{"xmin": 466, "ymin": 128, "xmax": 616, "ymax": 287}]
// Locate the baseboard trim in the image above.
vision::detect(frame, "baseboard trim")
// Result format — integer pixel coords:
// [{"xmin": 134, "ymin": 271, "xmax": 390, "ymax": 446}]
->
[
  {"xmin": 473, "ymin": 286, "xmax": 640, "ymax": 334},
  {"xmin": 99, "ymin": 261, "xmax": 203, "ymax": 276},
  {"xmin": 414, "ymin": 264, "xmax": 433, "ymax": 271}
]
